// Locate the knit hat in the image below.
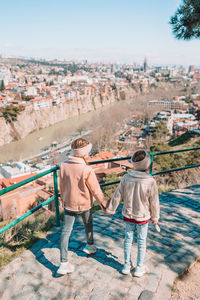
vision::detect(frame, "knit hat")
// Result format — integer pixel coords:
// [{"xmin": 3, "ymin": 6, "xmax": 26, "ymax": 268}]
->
[
  {"xmin": 131, "ymin": 150, "xmax": 151, "ymax": 171},
  {"xmin": 72, "ymin": 143, "xmax": 92, "ymax": 157}
]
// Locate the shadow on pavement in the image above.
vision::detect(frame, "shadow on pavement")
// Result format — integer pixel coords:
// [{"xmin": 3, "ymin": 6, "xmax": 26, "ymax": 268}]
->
[{"xmin": 29, "ymin": 185, "xmax": 200, "ymax": 278}]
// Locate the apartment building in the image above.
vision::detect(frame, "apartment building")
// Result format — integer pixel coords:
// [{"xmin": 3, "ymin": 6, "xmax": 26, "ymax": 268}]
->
[{"xmin": 31, "ymin": 98, "xmax": 52, "ymax": 110}]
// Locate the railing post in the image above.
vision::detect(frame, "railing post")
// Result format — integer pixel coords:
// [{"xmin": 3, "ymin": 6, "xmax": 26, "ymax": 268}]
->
[
  {"xmin": 150, "ymin": 154, "xmax": 154, "ymax": 176},
  {"xmin": 53, "ymin": 169, "xmax": 60, "ymax": 227}
]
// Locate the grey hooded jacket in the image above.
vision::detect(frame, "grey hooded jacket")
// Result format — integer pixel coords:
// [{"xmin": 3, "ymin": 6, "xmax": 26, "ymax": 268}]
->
[{"xmin": 106, "ymin": 170, "xmax": 160, "ymax": 222}]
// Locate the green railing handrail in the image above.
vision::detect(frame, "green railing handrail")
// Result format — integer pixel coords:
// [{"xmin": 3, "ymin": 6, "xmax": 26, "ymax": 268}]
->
[
  {"xmin": 150, "ymin": 146, "xmax": 200, "ymax": 157},
  {"xmin": 0, "ymin": 166, "xmax": 59, "ymax": 197},
  {"xmin": 1, "ymin": 146, "xmax": 200, "ymax": 235},
  {"xmin": 150, "ymin": 146, "xmax": 200, "ymax": 176},
  {"xmin": 89, "ymin": 156, "xmax": 132, "ymax": 165},
  {"xmin": 0, "ymin": 196, "xmax": 55, "ymax": 234}
]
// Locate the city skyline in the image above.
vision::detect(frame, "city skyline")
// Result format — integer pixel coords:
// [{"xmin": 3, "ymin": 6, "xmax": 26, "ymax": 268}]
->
[{"xmin": 1, "ymin": 0, "xmax": 200, "ymax": 66}]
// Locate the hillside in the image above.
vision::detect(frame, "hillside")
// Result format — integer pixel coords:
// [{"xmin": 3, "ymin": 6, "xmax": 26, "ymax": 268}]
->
[
  {"xmin": 169, "ymin": 130, "xmax": 200, "ymax": 147},
  {"xmin": 151, "ymin": 132, "xmax": 200, "ymax": 193}
]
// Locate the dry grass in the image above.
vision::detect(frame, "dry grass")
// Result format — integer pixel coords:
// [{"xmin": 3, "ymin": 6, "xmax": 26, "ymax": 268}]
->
[
  {"xmin": 158, "ymin": 183, "xmax": 176, "ymax": 194},
  {"xmin": 0, "ymin": 209, "xmax": 58, "ymax": 269},
  {"xmin": 0, "ymin": 204, "xmax": 103, "ymax": 269}
]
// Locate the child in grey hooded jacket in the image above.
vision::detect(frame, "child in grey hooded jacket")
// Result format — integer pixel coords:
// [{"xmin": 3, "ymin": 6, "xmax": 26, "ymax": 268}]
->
[{"xmin": 106, "ymin": 150, "xmax": 160, "ymax": 277}]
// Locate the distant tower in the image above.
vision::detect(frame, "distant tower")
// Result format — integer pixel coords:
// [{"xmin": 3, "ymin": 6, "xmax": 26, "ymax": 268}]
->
[
  {"xmin": 144, "ymin": 57, "xmax": 147, "ymax": 72},
  {"xmin": 188, "ymin": 65, "xmax": 194, "ymax": 73},
  {"xmin": 111, "ymin": 64, "xmax": 114, "ymax": 73}
]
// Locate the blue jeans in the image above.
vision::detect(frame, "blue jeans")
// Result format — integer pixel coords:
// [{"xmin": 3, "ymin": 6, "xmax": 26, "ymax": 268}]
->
[
  {"xmin": 124, "ymin": 222, "xmax": 149, "ymax": 267},
  {"xmin": 60, "ymin": 208, "xmax": 93, "ymax": 262}
]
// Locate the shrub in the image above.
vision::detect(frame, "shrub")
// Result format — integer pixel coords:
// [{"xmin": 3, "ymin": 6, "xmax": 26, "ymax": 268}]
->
[
  {"xmin": 102, "ymin": 173, "xmax": 124, "ymax": 200},
  {"xmin": 0, "ymin": 105, "xmax": 25, "ymax": 123}
]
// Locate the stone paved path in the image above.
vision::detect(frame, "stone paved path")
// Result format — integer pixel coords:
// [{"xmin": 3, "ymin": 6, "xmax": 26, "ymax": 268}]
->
[{"xmin": 1, "ymin": 185, "xmax": 200, "ymax": 300}]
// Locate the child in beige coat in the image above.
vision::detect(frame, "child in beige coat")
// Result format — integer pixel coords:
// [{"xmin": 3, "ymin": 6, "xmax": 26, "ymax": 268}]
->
[{"xmin": 106, "ymin": 150, "xmax": 160, "ymax": 277}]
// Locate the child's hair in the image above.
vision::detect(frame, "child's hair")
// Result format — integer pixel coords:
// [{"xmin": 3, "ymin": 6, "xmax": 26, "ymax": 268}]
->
[
  {"xmin": 71, "ymin": 138, "xmax": 89, "ymax": 149},
  {"xmin": 132, "ymin": 150, "xmax": 146, "ymax": 162}
]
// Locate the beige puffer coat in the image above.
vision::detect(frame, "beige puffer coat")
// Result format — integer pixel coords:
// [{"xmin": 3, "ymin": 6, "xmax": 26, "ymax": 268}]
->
[{"xmin": 106, "ymin": 170, "xmax": 160, "ymax": 222}]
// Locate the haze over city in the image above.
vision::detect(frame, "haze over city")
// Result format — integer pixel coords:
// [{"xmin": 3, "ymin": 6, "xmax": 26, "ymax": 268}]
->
[{"xmin": 1, "ymin": 0, "xmax": 200, "ymax": 65}]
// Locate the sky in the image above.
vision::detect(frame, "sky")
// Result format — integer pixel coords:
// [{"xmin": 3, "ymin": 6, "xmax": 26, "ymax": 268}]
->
[{"xmin": 0, "ymin": 0, "xmax": 200, "ymax": 66}]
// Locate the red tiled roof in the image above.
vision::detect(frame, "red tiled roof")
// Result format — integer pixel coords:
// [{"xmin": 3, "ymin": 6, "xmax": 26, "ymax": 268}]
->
[
  {"xmin": 193, "ymin": 100, "xmax": 200, "ymax": 107},
  {"xmin": 88, "ymin": 151, "xmax": 115, "ymax": 163},
  {"xmin": 43, "ymin": 87, "xmax": 53, "ymax": 90},
  {"xmin": 0, "ymin": 173, "xmax": 38, "ymax": 190},
  {"xmin": 31, "ymin": 98, "xmax": 42, "ymax": 102},
  {"xmin": 117, "ymin": 151, "xmax": 132, "ymax": 156},
  {"xmin": 101, "ymin": 167, "xmax": 124, "ymax": 175}
]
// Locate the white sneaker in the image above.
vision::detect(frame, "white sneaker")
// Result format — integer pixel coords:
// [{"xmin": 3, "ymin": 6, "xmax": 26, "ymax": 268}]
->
[
  {"xmin": 133, "ymin": 265, "xmax": 147, "ymax": 277},
  {"xmin": 82, "ymin": 244, "xmax": 97, "ymax": 254},
  {"xmin": 121, "ymin": 264, "xmax": 134, "ymax": 275},
  {"xmin": 57, "ymin": 262, "xmax": 75, "ymax": 275}
]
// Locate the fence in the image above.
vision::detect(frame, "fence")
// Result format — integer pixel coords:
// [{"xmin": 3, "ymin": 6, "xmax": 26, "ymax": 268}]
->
[{"xmin": 1, "ymin": 146, "xmax": 200, "ymax": 235}]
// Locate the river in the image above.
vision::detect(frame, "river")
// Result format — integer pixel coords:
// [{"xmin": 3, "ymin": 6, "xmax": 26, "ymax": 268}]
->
[{"xmin": 0, "ymin": 102, "xmax": 125, "ymax": 163}]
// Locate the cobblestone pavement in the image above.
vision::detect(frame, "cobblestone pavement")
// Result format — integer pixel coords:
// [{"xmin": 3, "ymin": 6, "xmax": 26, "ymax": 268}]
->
[{"xmin": 1, "ymin": 185, "xmax": 200, "ymax": 300}]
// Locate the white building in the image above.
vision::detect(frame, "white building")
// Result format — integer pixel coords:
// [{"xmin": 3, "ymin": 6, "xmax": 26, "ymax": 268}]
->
[
  {"xmin": 64, "ymin": 90, "xmax": 75, "ymax": 99},
  {"xmin": 0, "ymin": 67, "xmax": 11, "ymax": 85},
  {"xmin": 31, "ymin": 98, "xmax": 51, "ymax": 110},
  {"xmin": 155, "ymin": 111, "xmax": 173, "ymax": 134},
  {"xmin": 145, "ymin": 110, "xmax": 173, "ymax": 135},
  {"xmin": 0, "ymin": 162, "xmax": 33, "ymax": 178},
  {"xmin": 24, "ymin": 87, "xmax": 38, "ymax": 97},
  {"xmin": 148, "ymin": 99, "xmax": 187, "ymax": 109},
  {"xmin": 172, "ymin": 113, "xmax": 195, "ymax": 121}
]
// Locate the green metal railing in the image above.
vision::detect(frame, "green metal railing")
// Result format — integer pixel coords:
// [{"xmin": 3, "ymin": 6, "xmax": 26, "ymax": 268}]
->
[
  {"xmin": 0, "ymin": 166, "xmax": 60, "ymax": 234},
  {"xmin": 1, "ymin": 146, "xmax": 200, "ymax": 235},
  {"xmin": 149, "ymin": 147, "xmax": 200, "ymax": 175}
]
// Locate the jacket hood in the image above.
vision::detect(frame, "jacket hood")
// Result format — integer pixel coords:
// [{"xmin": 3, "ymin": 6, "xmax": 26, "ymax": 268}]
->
[
  {"xmin": 131, "ymin": 150, "xmax": 151, "ymax": 171},
  {"xmin": 67, "ymin": 156, "xmax": 86, "ymax": 164},
  {"xmin": 127, "ymin": 170, "xmax": 151, "ymax": 179}
]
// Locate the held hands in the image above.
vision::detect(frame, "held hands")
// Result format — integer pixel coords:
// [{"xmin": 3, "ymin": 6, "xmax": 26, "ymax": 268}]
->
[
  {"xmin": 100, "ymin": 204, "xmax": 113, "ymax": 217},
  {"xmin": 103, "ymin": 208, "xmax": 113, "ymax": 217},
  {"xmin": 107, "ymin": 213, "xmax": 113, "ymax": 217}
]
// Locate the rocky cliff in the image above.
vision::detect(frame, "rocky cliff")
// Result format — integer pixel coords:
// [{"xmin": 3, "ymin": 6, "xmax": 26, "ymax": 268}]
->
[{"xmin": 0, "ymin": 87, "xmax": 137, "ymax": 147}]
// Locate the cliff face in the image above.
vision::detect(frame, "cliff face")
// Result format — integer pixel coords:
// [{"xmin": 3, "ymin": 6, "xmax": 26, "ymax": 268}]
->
[{"xmin": 0, "ymin": 88, "xmax": 135, "ymax": 147}]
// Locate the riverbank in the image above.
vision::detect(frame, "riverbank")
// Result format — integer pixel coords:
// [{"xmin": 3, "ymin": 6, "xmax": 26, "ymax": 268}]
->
[
  {"xmin": 0, "ymin": 85, "xmax": 133, "ymax": 147},
  {"xmin": 0, "ymin": 102, "xmax": 116, "ymax": 163}
]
